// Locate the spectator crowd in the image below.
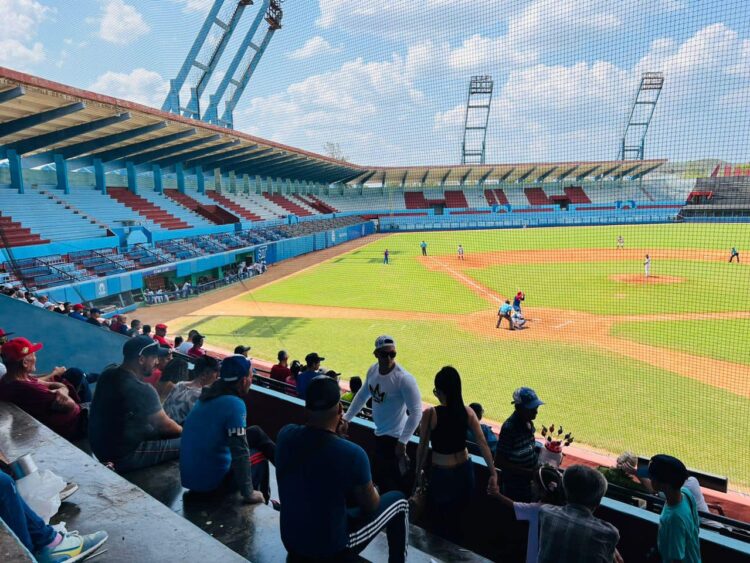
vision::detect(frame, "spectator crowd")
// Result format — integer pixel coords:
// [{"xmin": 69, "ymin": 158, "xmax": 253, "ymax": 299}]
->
[{"xmin": 0, "ymin": 309, "xmax": 708, "ymax": 563}]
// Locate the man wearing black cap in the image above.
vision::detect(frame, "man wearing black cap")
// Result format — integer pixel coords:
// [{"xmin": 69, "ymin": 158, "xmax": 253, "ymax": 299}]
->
[
  {"xmin": 276, "ymin": 376, "xmax": 409, "ymax": 562},
  {"xmin": 180, "ymin": 355, "xmax": 273, "ymax": 504},
  {"xmin": 295, "ymin": 352, "xmax": 324, "ymax": 399},
  {"xmin": 89, "ymin": 336, "xmax": 182, "ymax": 472},
  {"xmin": 648, "ymin": 454, "xmax": 702, "ymax": 563}
]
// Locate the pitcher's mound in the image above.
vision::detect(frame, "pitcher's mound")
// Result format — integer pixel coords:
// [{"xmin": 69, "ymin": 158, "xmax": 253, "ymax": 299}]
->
[{"xmin": 611, "ymin": 274, "xmax": 685, "ymax": 285}]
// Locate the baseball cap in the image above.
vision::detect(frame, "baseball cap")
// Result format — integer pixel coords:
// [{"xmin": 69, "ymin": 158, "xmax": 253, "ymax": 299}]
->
[
  {"xmin": 306, "ymin": 376, "xmax": 341, "ymax": 411},
  {"xmin": 157, "ymin": 345, "xmax": 172, "ymax": 357},
  {"xmin": 234, "ymin": 344, "xmax": 252, "ymax": 354},
  {"xmin": 1, "ymin": 338, "xmax": 43, "ymax": 362},
  {"xmin": 90, "ymin": 308, "xmax": 102, "ymax": 315},
  {"xmin": 0, "ymin": 329, "xmax": 14, "ymax": 338},
  {"xmin": 220, "ymin": 354, "xmax": 252, "ymax": 382},
  {"xmin": 123, "ymin": 336, "xmax": 161, "ymax": 359},
  {"xmin": 155, "ymin": 323, "xmax": 168, "ymax": 330},
  {"xmin": 325, "ymin": 369, "xmax": 341, "ymax": 378},
  {"xmin": 511, "ymin": 387, "xmax": 544, "ymax": 409},
  {"xmin": 73, "ymin": 304, "xmax": 85, "ymax": 311},
  {"xmin": 374, "ymin": 335, "xmax": 396, "ymax": 350},
  {"xmin": 305, "ymin": 352, "xmax": 325, "ymax": 365},
  {"xmin": 648, "ymin": 454, "xmax": 688, "ymax": 486}
]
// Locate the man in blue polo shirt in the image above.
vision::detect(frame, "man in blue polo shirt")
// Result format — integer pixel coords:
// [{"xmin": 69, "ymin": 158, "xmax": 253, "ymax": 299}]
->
[
  {"xmin": 496, "ymin": 299, "xmax": 515, "ymax": 330},
  {"xmin": 180, "ymin": 355, "xmax": 272, "ymax": 504},
  {"xmin": 295, "ymin": 352, "xmax": 324, "ymax": 399},
  {"xmin": 495, "ymin": 387, "xmax": 543, "ymax": 502},
  {"xmin": 277, "ymin": 376, "xmax": 409, "ymax": 562}
]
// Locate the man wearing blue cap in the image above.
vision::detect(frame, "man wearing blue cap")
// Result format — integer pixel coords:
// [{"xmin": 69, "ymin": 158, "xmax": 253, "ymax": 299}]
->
[
  {"xmin": 495, "ymin": 387, "xmax": 544, "ymax": 502},
  {"xmin": 180, "ymin": 354, "xmax": 273, "ymax": 504}
]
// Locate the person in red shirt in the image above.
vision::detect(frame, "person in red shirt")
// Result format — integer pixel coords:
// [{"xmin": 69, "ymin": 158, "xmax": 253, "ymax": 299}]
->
[
  {"xmin": 187, "ymin": 333, "xmax": 206, "ymax": 358},
  {"xmin": 153, "ymin": 324, "xmax": 170, "ymax": 346},
  {"xmin": 270, "ymin": 350, "xmax": 291, "ymax": 382},
  {"xmin": 0, "ymin": 338, "xmax": 87, "ymax": 440}
]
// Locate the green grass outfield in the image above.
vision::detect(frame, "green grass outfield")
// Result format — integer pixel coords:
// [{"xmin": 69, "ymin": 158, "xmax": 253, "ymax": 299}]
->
[
  {"xmin": 612, "ymin": 318, "xmax": 750, "ymax": 366},
  {"xmin": 187, "ymin": 315, "xmax": 750, "ymax": 485},
  {"xmin": 468, "ymin": 259, "xmax": 750, "ymax": 315},
  {"xmin": 206, "ymin": 224, "xmax": 750, "ymax": 486}
]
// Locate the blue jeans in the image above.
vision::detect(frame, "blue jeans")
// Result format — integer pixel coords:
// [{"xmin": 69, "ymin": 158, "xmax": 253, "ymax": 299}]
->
[
  {"xmin": 428, "ymin": 461, "xmax": 475, "ymax": 541},
  {"xmin": 59, "ymin": 368, "xmax": 93, "ymax": 403},
  {"xmin": 0, "ymin": 472, "xmax": 56, "ymax": 553},
  {"xmin": 346, "ymin": 491, "xmax": 408, "ymax": 563}
]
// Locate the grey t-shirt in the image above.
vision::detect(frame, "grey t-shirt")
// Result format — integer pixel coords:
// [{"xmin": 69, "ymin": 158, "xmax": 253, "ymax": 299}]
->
[{"xmin": 89, "ymin": 366, "xmax": 163, "ymax": 461}]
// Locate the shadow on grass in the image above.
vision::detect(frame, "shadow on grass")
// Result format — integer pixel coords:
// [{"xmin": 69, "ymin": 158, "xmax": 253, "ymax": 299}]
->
[{"xmin": 183, "ymin": 316, "xmax": 313, "ymax": 342}]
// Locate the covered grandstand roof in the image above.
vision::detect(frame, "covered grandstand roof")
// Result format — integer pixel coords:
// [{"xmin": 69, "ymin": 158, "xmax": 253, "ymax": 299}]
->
[
  {"xmin": 348, "ymin": 160, "xmax": 667, "ymax": 187},
  {"xmin": 0, "ymin": 67, "xmax": 666, "ymax": 187},
  {"xmin": 0, "ymin": 67, "xmax": 364, "ymax": 184}
]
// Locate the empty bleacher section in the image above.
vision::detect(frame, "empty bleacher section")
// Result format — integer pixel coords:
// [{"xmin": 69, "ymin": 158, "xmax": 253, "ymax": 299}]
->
[
  {"xmin": 291, "ymin": 193, "xmax": 324, "ymax": 214},
  {"xmin": 0, "ymin": 186, "xmax": 109, "ymax": 245},
  {"xmin": 0, "ymin": 211, "xmax": 47, "ymax": 247},
  {"xmin": 54, "ymin": 186, "xmax": 161, "ymax": 230},
  {"xmin": 318, "ymin": 190, "xmax": 406, "ymax": 212},
  {"xmin": 444, "ymin": 190, "xmax": 468, "ymax": 208},
  {"xmin": 304, "ymin": 193, "xmax": 338, "ymax": 213},
  {"xmin": 524, "ymin": 187, "xmax": 551, "ymax": 205},
  {"xmin": 108, "ymin": 188, "xmax": 192, "ymax": 230},
  {"xmin": 139, "ymin": 189, "xmax": 215, "ymax": 228},
  {"xmin": 404, "ymin": 191, "xmax": 428, "ymax": 209},
  {"xmin": 682, "ymin": 176, "xmax": 750, "ymax": 218},
  {"xmin": 263, "ymin": 193, "xmax": 313, "ymax": 216},
  {"xmin": 164, "ymin": 189, "xmax": 239, "ymax": 225},
  {"xmin": 564, "ymin": 186, "xmax": 592, "ymax": 203},
  {"xmin": 207, "ymin": 190, "xmax": 264, "ymax": 221}
]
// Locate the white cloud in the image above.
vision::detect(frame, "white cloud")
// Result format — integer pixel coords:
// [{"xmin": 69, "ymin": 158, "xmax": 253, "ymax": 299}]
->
[
  {"xmin": 0, "ymin": 0, "xmax": 52, "ymax": 68},
  {"xmin": 89, "ymin": 68, "xmax": 168, "ymax": 108},
  {"xmin": 448, "ymin": 34, "xmax": 537, "ymax": 71},
  {"xmin": 287, "ymin": 36, "xmax": 341, "ymax": 60},
  {"xmin": 173, "ymin": 0, "xmax": 213, "ymax": 13},
  {"xmin": 92, "ymin": 0, "xmax": 150, "ymax": 45}
]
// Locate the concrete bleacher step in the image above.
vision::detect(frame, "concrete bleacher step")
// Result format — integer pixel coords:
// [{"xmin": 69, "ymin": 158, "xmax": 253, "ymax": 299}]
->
[
  {"xmin": 125, "ymin": 458, "xmax": 489, "ymax": 563},
  {"xmin": 0, "ymin": 404, "xmax": 243, "ymax": 562}
]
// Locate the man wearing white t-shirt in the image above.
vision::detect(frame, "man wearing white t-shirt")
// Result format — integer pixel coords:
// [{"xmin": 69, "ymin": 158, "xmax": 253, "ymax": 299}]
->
[
  {"xmin": 176, "ymin": 330, "xmax": 198, "ymax": 355},
  {"xmin": 342, "ymin": 335, "xmax": 422, "ymax": 493}
]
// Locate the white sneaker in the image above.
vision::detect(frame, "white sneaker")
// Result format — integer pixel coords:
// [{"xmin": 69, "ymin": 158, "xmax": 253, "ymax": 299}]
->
[{"xmin": 37, "ymin": 530, "xmax": 108, "ymax": 563}]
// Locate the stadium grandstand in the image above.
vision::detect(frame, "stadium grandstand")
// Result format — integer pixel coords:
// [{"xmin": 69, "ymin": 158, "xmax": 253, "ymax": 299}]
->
[{"xmin": 2, "ymin": 1, "xmax": 750, "ymax": 563}]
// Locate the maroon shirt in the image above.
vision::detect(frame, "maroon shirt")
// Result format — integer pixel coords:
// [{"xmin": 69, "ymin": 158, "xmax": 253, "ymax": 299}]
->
[
  {"xmin": 270, "ymin": 364, "xmax": 291, "ymax": 382},
  {"xmin": 0, "ymin": 377, "xmax": 82, "ymax": 439}
]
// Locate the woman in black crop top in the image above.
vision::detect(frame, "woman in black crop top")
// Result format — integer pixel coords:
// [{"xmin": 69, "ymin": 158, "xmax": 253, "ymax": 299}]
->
[{"xmin": 412, "ymin": 366, "xmax": 498, "ymax": 540}]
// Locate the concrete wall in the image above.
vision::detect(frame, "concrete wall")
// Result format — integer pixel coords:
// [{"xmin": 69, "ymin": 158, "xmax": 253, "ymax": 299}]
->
[{"xmin": 0, "ymin": 295, "xmax": 127, "ymax": 373}]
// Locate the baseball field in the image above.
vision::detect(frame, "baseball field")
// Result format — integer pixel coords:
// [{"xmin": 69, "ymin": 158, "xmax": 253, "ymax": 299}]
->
[{"xmin": 168, "ymin": 223, "xmax": 750, "ymax": 489}]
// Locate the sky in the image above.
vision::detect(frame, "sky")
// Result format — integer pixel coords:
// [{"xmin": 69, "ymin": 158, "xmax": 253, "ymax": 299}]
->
[{"xmin": 1, "ymin": 0, "xmax": 749, "ymax": 166}]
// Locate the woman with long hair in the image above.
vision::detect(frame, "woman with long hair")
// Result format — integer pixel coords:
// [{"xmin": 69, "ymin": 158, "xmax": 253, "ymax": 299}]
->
[{"xmin": 413, "ymin": 366, "xmax": 499, "ymax": 539}]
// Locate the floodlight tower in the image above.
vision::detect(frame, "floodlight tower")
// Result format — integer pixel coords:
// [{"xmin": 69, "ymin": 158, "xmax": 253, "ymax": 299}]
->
[
  {"xmin": 203, "ymin": 0, "xmax": 284, "ymax": 128},
  {"xmin": 461, "ymin": 75, "xmax": 494, "ymax": 165},
  {"xmin": 162, "ymin": 0, "xmax": 283, "ymax": 129},
  {"xmin": 618, "ymin": 72, "xmax": 664, "ymax": 160}
]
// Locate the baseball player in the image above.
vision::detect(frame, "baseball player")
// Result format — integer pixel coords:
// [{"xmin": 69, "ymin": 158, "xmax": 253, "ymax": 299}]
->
[
  {"xmin": 616, "ymin": 235, "xmax": 624, "ymax": 250},
  {"xmin": 730, "ymin": 247, "xmax": 740, "ymax": 263},
  {"xmin": 644, "ymin": 254, "xmax": 651, "ymax": 278},
  {"xmin": 513, "ymin": 291, "xmax": 525, "ymax": 313},
  {"xmin": 383, "ymin": 249, "xmax": 390, "ymax": 265},
  {"xmin": 420, "ymin": 241, "xmax": 427, "ymax": 256},
  {"xmin": 457, "ymin": 244, "xmax": 465, "ymax": 261}
]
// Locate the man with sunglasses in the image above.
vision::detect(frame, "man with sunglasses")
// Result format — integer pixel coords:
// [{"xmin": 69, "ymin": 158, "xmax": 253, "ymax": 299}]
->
[
  {"xmin": 89, "ymin": 336, "xmax": 182, "ymax": 472},
  {"xmin": 342, "ymin": 335, "xmax": 422, "ymax": 493}
]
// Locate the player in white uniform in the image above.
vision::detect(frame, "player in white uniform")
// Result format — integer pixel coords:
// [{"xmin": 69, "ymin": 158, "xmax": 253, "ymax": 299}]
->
[
  {"xmin": 457, "ymin": 245, "xmax": 465, "ymax": 261},
  {"xmin": 644, "ymin": 254, "xmax": 651, "ymax": 278}
]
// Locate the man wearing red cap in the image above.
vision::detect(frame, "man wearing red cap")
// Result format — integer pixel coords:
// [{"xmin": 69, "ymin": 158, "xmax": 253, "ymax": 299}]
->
[
  {"xmin": 153, "ymin": 324, "xmax": 170, "ymax": 346},
  {"xmin": 68, "ymin": 304, "xmax": 87, "ymax": 322},
  {"xmin": 0, "ymin": 338, "xmax": 87, "ymax": 440}
]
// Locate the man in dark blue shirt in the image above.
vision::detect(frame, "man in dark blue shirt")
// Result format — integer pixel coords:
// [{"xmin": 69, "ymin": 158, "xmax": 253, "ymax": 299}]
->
[
  {"xmin": 295, "ymin": 352, "xmax": 324, "ymax": 399},
  {"xmin": 277, "ymin": 376, "xmax": 409, "ymax": 562}
]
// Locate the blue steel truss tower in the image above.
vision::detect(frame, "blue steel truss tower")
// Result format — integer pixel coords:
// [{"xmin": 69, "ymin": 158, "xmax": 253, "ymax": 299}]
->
[
  {"xmin": 162, "ymin": 0, "xmax": 283, "ymax": 129},
  {"xmin": 618, "ymin": 72, "xmax": 664, "ymax": 160},
  {"xmin": 461, "ymin": 75, "xmax": 493, "ymax": 165}
]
